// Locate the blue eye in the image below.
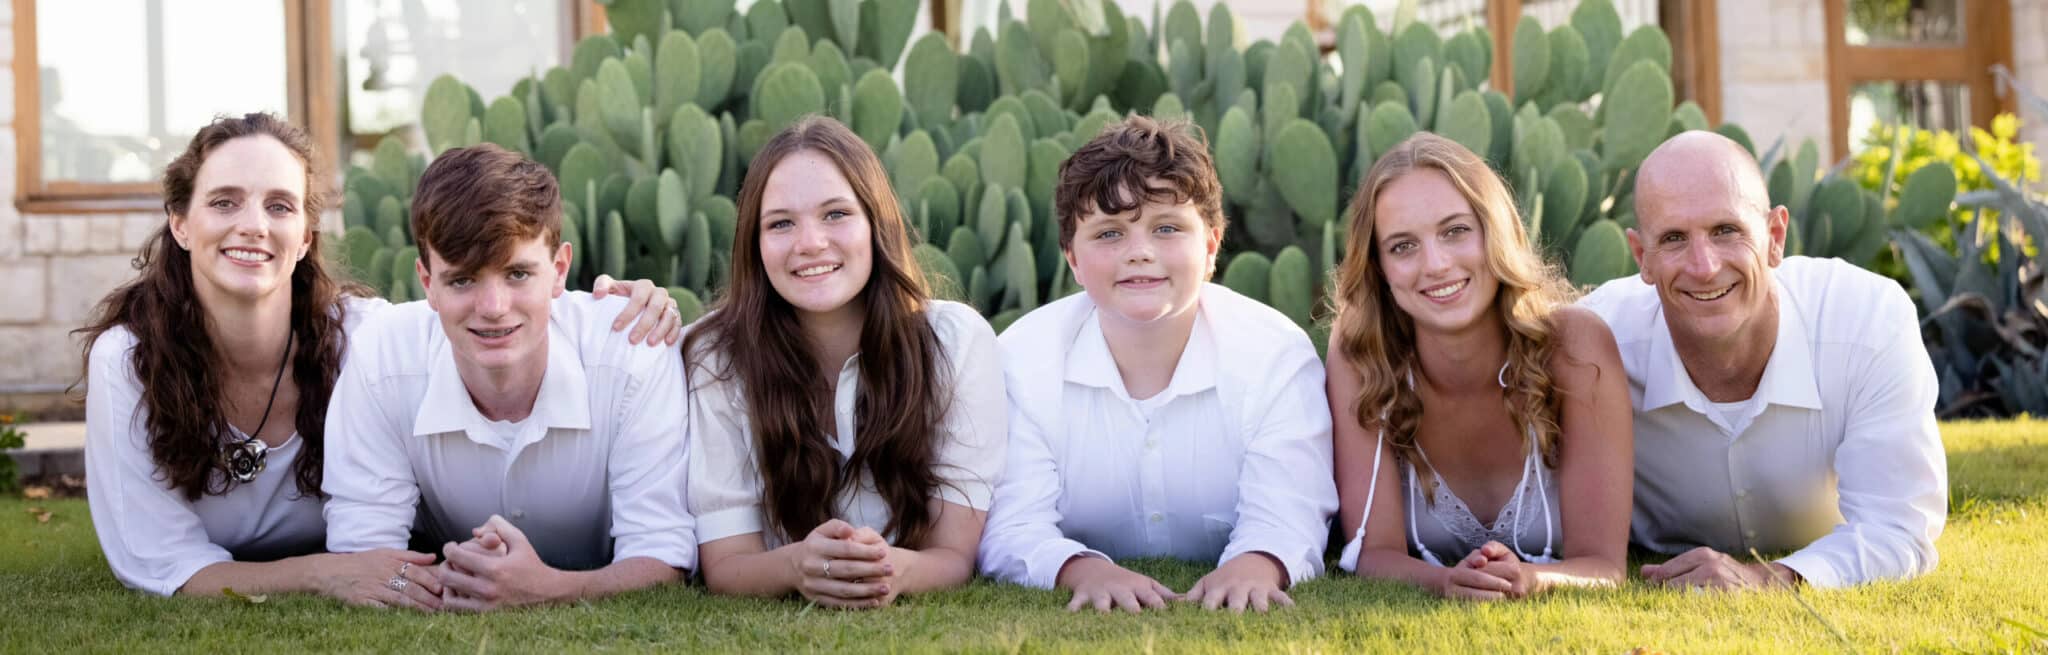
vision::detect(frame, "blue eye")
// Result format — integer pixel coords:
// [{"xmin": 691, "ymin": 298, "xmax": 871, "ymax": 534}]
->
[
  {"xmin": 1096, "ymin": 229, "xmax": 1122, "ymax": 240},
  {"xmin": 1155, "ymin": 224, "xmax": 1181, "ymax": 234},
  {"xmin": 508, "ymin": 270, "xmax": 531, "ymax": 281}
]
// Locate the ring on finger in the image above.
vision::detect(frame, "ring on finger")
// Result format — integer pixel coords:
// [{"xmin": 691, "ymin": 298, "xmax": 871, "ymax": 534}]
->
[
  {"xmin": 821, "ymin": 559, "xmax": 832, "ymax": 579},
  {"xmin": 386, "ymin": 562, "xmax": 412, "ymax": 591}
]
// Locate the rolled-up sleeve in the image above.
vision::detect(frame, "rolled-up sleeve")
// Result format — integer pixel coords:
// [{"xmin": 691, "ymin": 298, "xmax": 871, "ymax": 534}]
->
[
  {"xmin": 605, "ymin": 348, "xmax": 697, "ymax": 569},
  {"xmin": 1776, "ymin": 290, "xmax": 1946, "ymax": 588},
  {"xmin": 932, "ymin": 303, "xmax": 1007, "ymax": 512},
  {"xmin": 1217, "ymin": 345, "xmax": 1339, "ymax": 587},
  {"xmin": 84, "ymin": 331, "xmax": 232, "ymax": 596},
  {"xmin": 685, "ymin": 371, "xmax": 769, "ymax": 543},
  {"xmin": 321, "ymin": 320, "xmax": 418, "ymax": 553}
]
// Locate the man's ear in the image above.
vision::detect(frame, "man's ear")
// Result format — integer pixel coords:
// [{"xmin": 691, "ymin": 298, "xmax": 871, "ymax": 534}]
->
[
  {"xmin": 1204, "ymin": 223, "xmax": 1224, "ymax": 280},
  {"xmin": 1625, "ymin": 228, "xmax": 1651, "ymax": 284},
  {"xmin": 552, "ymin": 241, "xmax": 574, "ymax": 297},
  {"xmin": 1764, "ymin": 205, "xmax": 1790, "ymax": 267}
]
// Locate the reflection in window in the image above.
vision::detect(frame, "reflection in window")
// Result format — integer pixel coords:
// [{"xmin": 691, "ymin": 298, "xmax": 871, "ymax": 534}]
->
[
  {"xmin": 1848, "ymin": 80, "xmax": 1969, "ymax": 142},
  {"xmin": 37, "ymin": 0, "xmax": 289, "ymax": 185},
  {"xmin": 1846, "ymin": 0, "xmax": 1961, "ymax": 46},
  {"xmin": 342, "ymin": 0, "xmax": 568, "ymax": 161}
]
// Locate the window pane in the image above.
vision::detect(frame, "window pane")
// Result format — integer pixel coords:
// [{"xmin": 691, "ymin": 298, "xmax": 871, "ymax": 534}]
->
[
  {"xmin": 1846, "ymin": 0, "xmax": 1962, "ymax": 46},
  {"xmin": 1848, "ymin": 80, "xmax": 1969, "ymax": 141},
  {"xmin": 37, "ymin": 0, "xmax": 289, "ymax": 185},
  {"xmin": 342, "ymin": 0, "xmax": 568, "ymax": 152}
]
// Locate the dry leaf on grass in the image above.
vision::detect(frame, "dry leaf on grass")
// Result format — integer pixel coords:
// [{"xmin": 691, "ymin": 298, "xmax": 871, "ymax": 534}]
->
[
  {"xmin": 26, "ymin": 507, "xmax": 51, "ymax": 523},
  {"xmin": 222, "ymin": 588, "xmax": 269, "ymax": 604},
  {"xmin": 22, "ymin": 486, "xmax": 50, "ymax": 500}
]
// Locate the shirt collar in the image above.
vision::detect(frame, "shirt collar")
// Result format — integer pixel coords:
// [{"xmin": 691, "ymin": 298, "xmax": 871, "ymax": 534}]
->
[
  {"xmin": 1641, "ymin": 275, "xmax": 1823, "ymax": 413},
  {"xmin": 1063, "ymin": 306, "xmax": 1218, "ymax": 403},
  {"xmin": 413, "ymin": 320, "xmax": 593, "ymax": 439}
]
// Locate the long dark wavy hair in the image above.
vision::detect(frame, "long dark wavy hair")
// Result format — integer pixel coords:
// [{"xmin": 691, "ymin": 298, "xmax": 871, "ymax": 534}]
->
[
  {"xmin": 75, "ymin": 113, "xmax": 364, "ymax": 501},
  {"xmin": 682, "ymin": 115, "xmax": 952, "ymax": 547}
]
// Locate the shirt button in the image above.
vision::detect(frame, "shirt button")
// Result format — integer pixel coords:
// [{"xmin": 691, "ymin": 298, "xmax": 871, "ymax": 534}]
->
[
  {"xmin": 1744, "ymin": 529, "xmax": 1757, "ymax": 540},
  {"xmin": 1149, "ymin": 512, "xmax": 1164, "ymax": 524},
  {"xmin": 1737, "ymin": 489, "xmax": 1749, "ymax": 499},
  {"xmin": 1145, "ymin": 438, "xmax": 1159, "ymax": 450},
  {"xmin": 510, "ymin": 510, "xmax": 526, "ymax": 520}
]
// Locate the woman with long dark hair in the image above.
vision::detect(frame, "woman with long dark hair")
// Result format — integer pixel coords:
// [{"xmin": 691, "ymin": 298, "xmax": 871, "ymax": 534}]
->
[
  {"xmin": 78, "ymin": 113, "xmax": 679, "ymax": 607},
  {"xmin": 1329, "ymin": 133, "xmax": 1632, "ymax": 600},
  {"xmin": 684, "ymin": 116, "xmax": 1006, "ymax": 609}
]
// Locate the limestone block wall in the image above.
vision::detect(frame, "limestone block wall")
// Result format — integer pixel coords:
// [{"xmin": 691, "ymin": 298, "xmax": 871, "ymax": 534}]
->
[
  {"xmin": 1716, "ymin": 0, "xmax": 1833, "ymax": 155},
  {"xmin": 2015, "ymin": 0, "xmax": 2048, "ymax": 154}
]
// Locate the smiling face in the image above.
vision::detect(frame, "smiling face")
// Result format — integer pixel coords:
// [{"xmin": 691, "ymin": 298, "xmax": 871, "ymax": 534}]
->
[
  {"xmin": 1628, "ymin": 133, "xmax": 1788, "ymax": 347},
  {"xmin": 1065, "ymin": 181, "xmax": 1221, "ymax": 327},
  {"xmin": 169, "ymin": 135, "xmax": 312, "ymax": 307},
  {"xmin": 419, "ymin": 235, "xmax": 571, "ymax": 375},
  {"xmin": 1372, "ymin": 168, "xmax": 1501, "ymax": 336},
  {"xmin": 758, "ymin": 149, "xmax": 875, "ymax": 326}
]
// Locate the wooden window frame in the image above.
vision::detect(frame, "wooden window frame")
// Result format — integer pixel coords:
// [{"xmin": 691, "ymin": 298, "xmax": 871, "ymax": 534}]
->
[
  {"xmin": 1824, "ymin": 0, "xmax": 2013, "ymax": 160},
  {"xmin": 10, "ymin": 0, "xmax": 336, "ymax": 215}
]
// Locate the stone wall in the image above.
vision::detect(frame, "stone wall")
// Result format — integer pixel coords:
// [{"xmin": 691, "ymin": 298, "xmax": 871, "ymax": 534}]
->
[
  {"xmin": 1716, "ymin": 0, "xmax": 1833, "ymax": 155},
  {"xmin": 2015, "ymin": 0, "xmax": 2048, "ymax": 154}
]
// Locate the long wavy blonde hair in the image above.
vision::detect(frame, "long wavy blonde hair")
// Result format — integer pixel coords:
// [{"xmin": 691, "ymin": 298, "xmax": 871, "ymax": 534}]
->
[{"xmin": 1329, "ymin": 132, "xmax": 1577, "ymax": 487}]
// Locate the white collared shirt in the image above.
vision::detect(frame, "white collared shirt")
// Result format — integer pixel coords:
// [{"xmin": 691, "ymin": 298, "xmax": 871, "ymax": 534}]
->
[
  {"xmin": 686, "ymin": 300, "xmax": 1007, "ymax": 547},
  {"xmin": 979, "ymin": 283, "xmax": 1338, "ymax": 589},
  {"xmin": 323, "ymin": 294, "xmax": 695, "ymax": 572},
  {"xmin": 85, "ymin": 296, "xmax": 388, "ymax": 596},
  {"xmin": 1580, "ymin": 256, "xmax": 1947, "ymax": 588}
]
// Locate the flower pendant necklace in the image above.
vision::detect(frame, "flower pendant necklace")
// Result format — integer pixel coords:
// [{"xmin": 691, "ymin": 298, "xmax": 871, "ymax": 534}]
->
[{"xmin": 224, "ymin": 328, "xmax": 293, "ymax": 483}]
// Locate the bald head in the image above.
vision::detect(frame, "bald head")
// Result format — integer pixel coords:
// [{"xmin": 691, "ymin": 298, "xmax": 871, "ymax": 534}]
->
[{"xmin": 1633, "ymin": 131, "xmax": 1772, "ymax": 232}]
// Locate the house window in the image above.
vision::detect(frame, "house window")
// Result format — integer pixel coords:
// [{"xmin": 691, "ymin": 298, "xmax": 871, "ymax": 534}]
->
[
  {"xmin": 12, "ymin": 0, "xmax": 319, "ymax": 212},
  {"xmin": 1827, "ymin": 0, "xmax": 2011, "ymax": 159}
]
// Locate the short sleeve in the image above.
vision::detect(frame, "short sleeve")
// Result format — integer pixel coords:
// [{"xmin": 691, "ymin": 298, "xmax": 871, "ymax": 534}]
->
[{"xmin": 684, "ymin": 358, "xmax": 769, "ymax": 544}]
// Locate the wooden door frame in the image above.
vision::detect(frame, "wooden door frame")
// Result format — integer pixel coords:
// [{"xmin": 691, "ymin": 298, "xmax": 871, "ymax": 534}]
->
[{"xmin": 1824, "ymin": 0, "xmax": 2013, "ymax": 160}]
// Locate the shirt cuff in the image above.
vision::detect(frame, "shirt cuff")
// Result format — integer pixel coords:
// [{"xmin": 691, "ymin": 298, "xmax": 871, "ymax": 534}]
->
[
  {"xmin": 694, "ymin": 505, "xmax": 765, "ymax": 544},
  {"xmin": 1773, "ymin": 550, "xmax": 1843, "ymax": 589},
  {"xmin": 937, "ymin": 478, "xmax": 995, "ymax": 512},
  {"xmin": 1221, "ymin": 539, "xmax": 1322, "ymax": 588},
  {"xmin": 613, "ymin": 531, "xmax": 699, "ymax": 572},
  {"xmin": 1025, "ymin": 538, "xmax": 1108, "ymax": 590}
]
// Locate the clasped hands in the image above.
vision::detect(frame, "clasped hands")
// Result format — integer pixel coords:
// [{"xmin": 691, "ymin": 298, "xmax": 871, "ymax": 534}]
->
[
  {"xmin": 1057, "ymin": 552, "xmax": 1293, "ymax": 614},
  {"xmin": 788, "ymin": 519, "xmax": 901, "ymax": 609}
]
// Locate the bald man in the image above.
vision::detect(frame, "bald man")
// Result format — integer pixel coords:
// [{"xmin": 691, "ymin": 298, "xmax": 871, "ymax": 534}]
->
[{"xmin": 1578, "ymin": 131, "xmax": 1945, "ymax": 590}]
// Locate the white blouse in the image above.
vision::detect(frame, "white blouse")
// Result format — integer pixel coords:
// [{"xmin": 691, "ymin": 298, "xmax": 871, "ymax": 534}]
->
[
  {"xmin": 978, "ymin": 284, "xmax": 1338, "ymax": 589},
  {"xmin": 686, "ymin": 300, "xmax": 1008, "ymax": 548},
  {"xmin": 85, "ymin": 295, "xmax": 387, "ymax": 596}
]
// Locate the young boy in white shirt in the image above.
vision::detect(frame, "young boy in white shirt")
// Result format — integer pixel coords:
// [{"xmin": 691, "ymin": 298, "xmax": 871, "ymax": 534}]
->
[
  {"xmin": 323, "ymin": 144, "xmax": 695, "ymax": 610},
  {"xmin": 978, "ymin": 116, "xmax": 1338, "ymax": 613}
]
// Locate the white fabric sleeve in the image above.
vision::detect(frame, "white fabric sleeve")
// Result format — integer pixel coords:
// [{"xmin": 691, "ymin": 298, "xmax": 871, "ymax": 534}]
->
[
  {"xmin": 84, "ymin": 330, "xmax": 233, "ymax": 597},
  {"xmin": 1776, "ymin": 290, "xmax": 1946, "ymax": 588},
  {"xmin": 320, "ymin": 318, "xmax": 419, "ymax": 553},
  {"xmin": 976, "ymin": 400, "xmax": 1107, "ymax": 589},
  {"xmin": 1217, "ymin": 346, "xmax": 1339, "ymax": 587},
  {"xmin": 603, "ymin": 347, "xmax": 698, "ymax": 570},
  {"xmin": 931, "ymin": 303, "xmax": 1008, "ymax": 512},
  {"xmin": 684, "ymin": 372, "xmax": 768, "ymax": 544}
]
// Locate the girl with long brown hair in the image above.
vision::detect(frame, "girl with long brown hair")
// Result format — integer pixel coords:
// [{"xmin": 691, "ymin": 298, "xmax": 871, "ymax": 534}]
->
[
  {"xmin": 1328, "ymin": 133, "xmax": 1632, "ymax": 600},
  {"xmin": 78, "ymin": 113, "xmax": 679, "ymax": 607},
  {"xmin": 684, "ymin": 116, "xmax": 1006, "ymax": 609}
]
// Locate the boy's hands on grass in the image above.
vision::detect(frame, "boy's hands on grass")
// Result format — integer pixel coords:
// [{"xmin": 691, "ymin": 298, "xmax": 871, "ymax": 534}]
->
[
  {"xmin": 788, "ymin": 519, "xmax": 895, "ymax": 609},
  {"xmin": 1183, "ymin": 552, "xmax": 1293, "ymax": 613},
  {"xmin": 1055, "ymin": 555, "xmax": 1176, "ymax": 614},
  {"xmin": 438, "ymin": 515, "xmax": 568, "ymax": 611},
  {"xmin": 1641, "ymin": 546, "xmax": 1801, "ymax": 591},
  {"xmin": 1456, "ymin": 541, "xmax": 1535, "ymax": 599}
]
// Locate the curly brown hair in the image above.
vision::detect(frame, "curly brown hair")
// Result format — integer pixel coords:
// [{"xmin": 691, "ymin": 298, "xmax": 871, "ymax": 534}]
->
[
  {"xmin": 1052, "ymin": 115, "xmax": 1227, "ymax": 252},
  {"xmin": 75, "ymin": 113, "xmax": 366, "ymax": 501},
  {"xmin": 682, "ymin": 116, "xmax": 955, "ymax": 547}
]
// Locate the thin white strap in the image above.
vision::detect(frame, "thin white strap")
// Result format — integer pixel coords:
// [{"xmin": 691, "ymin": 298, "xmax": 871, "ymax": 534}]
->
[{"xmin": 1336, "ymin": 424, "xmax": 1386, "ymax": 572}]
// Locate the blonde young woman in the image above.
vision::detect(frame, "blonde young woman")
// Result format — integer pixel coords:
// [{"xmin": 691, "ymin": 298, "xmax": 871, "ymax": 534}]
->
[{"xmin": 1328, "ymin": 133, "xmax": 1633, "ymax": 600}]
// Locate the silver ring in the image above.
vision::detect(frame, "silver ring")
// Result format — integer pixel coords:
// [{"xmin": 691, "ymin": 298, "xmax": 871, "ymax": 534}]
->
[
  {"xmin": 821, "ymin": 559, "xmax": 832, "ymax": 578},
  {"xmin": 386, "ymin": 562, "xmax": 411, "ymax": 592}
]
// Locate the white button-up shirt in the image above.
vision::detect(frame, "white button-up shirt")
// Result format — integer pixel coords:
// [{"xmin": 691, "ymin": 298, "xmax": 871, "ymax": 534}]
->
[
  {"xmin": 323, "ymin": 294, "xmax": 695, "ymax": 572},
  {"xmin": 979, "ymin": 283, "xmax": 1337, "ymax": 589},
  {"xmin": 85, "ymin": 296, "xmax": 388, "ymax": 596},
  {"xmin": 686, "ymin": 300, "xmax": 1007, "ymax": 547},
  {"xmin": 1580, "ymin": 256, "xmax": 1946, "ymax": 588}
]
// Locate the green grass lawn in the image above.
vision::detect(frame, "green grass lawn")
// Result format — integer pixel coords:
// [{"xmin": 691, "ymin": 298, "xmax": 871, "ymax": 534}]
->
[{"xmin": 4, "ymin": 419, "xmax": 2045, "ymax": 653}]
